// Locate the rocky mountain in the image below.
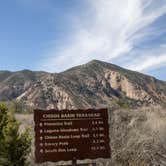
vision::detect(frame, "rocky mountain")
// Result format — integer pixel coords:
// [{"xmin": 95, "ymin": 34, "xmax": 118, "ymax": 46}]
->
[{"xmin": 0, "ymin": 60, "xmax": 165, "ymax": 109}]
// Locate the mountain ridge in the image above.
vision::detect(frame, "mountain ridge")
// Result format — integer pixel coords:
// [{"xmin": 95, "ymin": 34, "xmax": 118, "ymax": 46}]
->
[{"xmin": 0, "ymin": 60, "xmax": 165, "ymax": 109}]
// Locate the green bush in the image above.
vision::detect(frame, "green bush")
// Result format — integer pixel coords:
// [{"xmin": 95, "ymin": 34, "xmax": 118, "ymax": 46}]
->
[{"xmin": 0, "ymin": 103, "xmax": 31, "ymax": 166}]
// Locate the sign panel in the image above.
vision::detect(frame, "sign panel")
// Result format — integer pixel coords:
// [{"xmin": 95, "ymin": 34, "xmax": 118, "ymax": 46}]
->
[{"xmin": 34, "ymin": 108, "xmax": 111, "ymax": 163}]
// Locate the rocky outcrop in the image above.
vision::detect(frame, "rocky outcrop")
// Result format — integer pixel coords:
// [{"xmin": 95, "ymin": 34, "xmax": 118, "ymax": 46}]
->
[
  {"xmin": 104, "ymin": 70, "xmax": 152, "ymax": 101},
  {"xmin": 17, "ymin": 74, "xmax": 75, "ymax": 110}
]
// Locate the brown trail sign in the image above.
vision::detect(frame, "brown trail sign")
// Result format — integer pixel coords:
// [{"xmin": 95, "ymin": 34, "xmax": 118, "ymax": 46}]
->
[{"xmin": 34, "ymin": 108, "xmax": 111, "ymax": 163}]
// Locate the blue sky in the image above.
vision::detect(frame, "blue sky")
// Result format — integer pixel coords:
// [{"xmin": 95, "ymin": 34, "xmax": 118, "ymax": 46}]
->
[{"xmin": 0, "ymin": 0, "xmax": 166, "ymax": 81}]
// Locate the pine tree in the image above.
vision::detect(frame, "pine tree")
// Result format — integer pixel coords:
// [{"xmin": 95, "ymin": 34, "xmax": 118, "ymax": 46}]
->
[{"xmin": 0, "ymin": 103, "xmax": 31, "ymax": 166}]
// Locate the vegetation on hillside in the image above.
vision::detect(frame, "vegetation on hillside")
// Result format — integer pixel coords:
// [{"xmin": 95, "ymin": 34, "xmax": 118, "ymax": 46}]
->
[{"xmin": 0, "ymin": 100, "xmax": 33, "ymax": 114}]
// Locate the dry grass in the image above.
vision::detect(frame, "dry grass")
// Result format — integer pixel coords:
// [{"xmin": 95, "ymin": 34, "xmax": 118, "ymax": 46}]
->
[
  {"xmin": 109, "ymin": 105, "xmax": 166, "ymax": 166},
  {"xmin": 15, "ymin": 113, "xmax": 33, "ymax": 133}
]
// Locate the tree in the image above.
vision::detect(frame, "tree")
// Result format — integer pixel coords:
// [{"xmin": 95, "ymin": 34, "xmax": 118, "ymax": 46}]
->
[{"xmin": 0, "ymin": 103, "xmax": 31, "ymax": 166}]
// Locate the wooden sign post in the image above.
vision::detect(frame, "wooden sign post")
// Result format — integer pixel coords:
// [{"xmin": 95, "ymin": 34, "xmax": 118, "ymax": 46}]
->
[
  {"xmin": 72, "ymin": 158, "xmax": 77, "ymax": 166},
  {"xmin": 34, "ymin": 108, "xmax": 111, "ymax": 164}
]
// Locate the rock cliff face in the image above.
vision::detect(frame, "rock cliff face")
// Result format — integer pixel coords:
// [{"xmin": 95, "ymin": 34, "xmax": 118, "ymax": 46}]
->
[
  {"xmin": 0, "ymin": 60, "xmax": 165, "ymax": 109},
  {"xmin": 104, "ymin": 70, "xmax": 153, "ymax": 101}
]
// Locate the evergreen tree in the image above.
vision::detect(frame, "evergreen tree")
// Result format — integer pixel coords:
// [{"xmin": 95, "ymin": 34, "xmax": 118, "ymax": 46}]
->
[{"xmin": 0, "ymin": 103, "xmax": 31, "ymax": 166}]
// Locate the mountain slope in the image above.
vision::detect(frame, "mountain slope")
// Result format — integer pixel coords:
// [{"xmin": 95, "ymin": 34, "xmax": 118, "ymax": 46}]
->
[
  {"xmin": 0, "ymin": 60, "xmax": 165, "ymax": 109},
  {"xmin": 0, "ymin": 70, "xmax": 47, "ymax": 100}
]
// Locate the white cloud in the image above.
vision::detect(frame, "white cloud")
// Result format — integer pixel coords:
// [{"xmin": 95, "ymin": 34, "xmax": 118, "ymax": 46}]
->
[
  {"xmin": 38, "ymin": 0, "xmax": 166, "ymax": 73},
  {"xmin": 125, "ymin": 54, "xmax": 166, "ymax": 72}
]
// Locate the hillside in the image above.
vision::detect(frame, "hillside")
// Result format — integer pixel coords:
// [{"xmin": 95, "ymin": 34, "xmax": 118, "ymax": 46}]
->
[{"xmin": 0, "ymin": 60, "xmax": 165, "ymax": 109}]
